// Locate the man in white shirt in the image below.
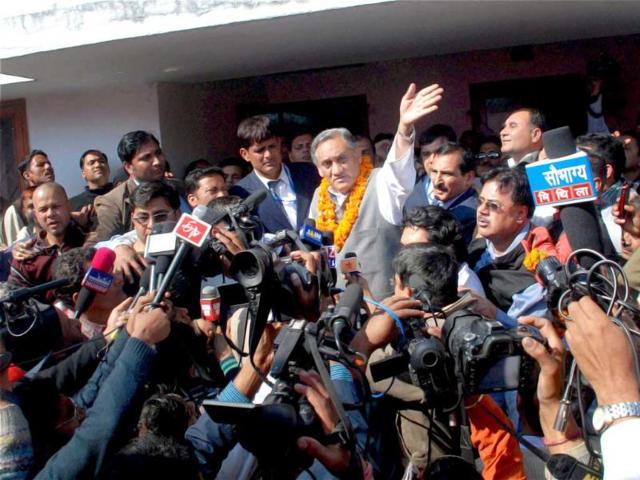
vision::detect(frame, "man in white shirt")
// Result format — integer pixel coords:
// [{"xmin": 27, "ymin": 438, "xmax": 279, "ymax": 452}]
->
[
  {"xmin": 501, "ymin": 108, "xmax": 544, "ymax": 168},
  {"xmin": 309, "ymin": 83, "xmax": 444, "ymax": 299}
]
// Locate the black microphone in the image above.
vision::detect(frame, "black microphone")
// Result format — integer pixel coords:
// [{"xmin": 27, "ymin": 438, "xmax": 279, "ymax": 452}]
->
[
  {"xmin": 0, "ymin": 278, "xmax": 71, "ymax": 304},
  {"xmin": 327, "ymin": 283, "xmax": 363, "ymax": 334},
  {"xmin": 211, "ymin": 190, "xmax": 268, "ymax": 226},
  {"xmin": 559, "ymin": 203, "xmax": 609, "ymax": 269},
  {"xmin": 152, "ymin": 206, "xmax": 216, "ymax": 305}
]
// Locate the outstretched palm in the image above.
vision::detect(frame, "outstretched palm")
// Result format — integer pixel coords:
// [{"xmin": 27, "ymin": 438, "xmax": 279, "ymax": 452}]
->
[{"xmin": 399, "ymin": 83, "xmax": 444, "ymax": 129}]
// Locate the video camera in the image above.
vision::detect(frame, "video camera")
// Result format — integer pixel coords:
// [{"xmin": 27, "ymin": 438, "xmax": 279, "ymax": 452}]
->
[
  {"xmin": 203, "ymin": 284, "xmax": 363, "ymax": 479},
  {"xmin": 370, "ymin": 299, "xmax": 542, "ymax": 411}
]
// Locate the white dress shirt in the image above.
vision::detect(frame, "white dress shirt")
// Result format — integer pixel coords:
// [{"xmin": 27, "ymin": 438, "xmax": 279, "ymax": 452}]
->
[
  {"xmin": 254, "ymin": 165, "xmax": 297, "ymax": 228},
  {"xmin": 310, "ymin": 136, "xmax": 416, "ymax": 226},
  {"xmin": 600, "ymin": 418, "xmax": 640, "ymax": 479}
]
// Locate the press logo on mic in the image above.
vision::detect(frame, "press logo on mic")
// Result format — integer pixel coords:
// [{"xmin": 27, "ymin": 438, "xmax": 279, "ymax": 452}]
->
[
  {"xmin": 81, "ymin": 267, "xmax": 113, "ymax": 294},
  {"xmin": 299, "ymin": 224, "xmax": 323, "ymax": 247},
  {"xmin": 174, "ymin": 213, "xmax": 212, "ymax": 247},
  {"xmin": 201, "ymin": 286, "xmax": 221, "ymax": 323}
]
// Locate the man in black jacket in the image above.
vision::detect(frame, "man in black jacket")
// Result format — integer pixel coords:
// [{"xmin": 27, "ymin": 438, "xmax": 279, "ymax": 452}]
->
[{"xmin": 230, "ymin": 116, "xmax": 319, "ymax": 234}]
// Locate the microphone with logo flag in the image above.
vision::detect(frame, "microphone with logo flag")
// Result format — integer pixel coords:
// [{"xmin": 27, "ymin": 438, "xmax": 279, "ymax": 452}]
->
[{"xmin": 74, "ymin": 247, "xmax": 116, "ymax": 320}]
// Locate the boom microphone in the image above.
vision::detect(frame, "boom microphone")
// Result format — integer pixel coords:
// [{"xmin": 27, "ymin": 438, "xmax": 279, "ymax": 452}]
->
[
  {"xmin": 0, "ymin": 278, "xmax": 71, "ymax": 304},
  {"xmin": 74, "ymin": 247, "xmax": 116, "ymax": 320}
]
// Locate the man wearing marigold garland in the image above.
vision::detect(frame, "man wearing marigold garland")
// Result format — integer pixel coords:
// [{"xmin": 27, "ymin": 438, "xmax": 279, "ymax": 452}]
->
[{"xmin": 309, "ymin": 83, "xmax": 444, "ymax": 299}]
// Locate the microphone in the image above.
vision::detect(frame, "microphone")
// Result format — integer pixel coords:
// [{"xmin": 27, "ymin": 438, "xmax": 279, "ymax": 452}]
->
[
  {"xmin": 0, "ymin": 278, "xmax": 71, "ymax": 304},
  {"xmin": 152, "ymin": 205, "xmax": 216, "ymax": 305},
  {"xmin": 322, "ymin": 231, "xmax": 337, "ymax": 287},
  {"xmin": 145, "ymin": 221, "xmax": 177, "ymax": 290},
  {"xmin": 559, "ymin": 203, "xmax": 608, "ymax": 269},
  {"xmin": 299, "ymin": 219, "xmax": 323, "ymax": 251},
  {"xmin": 200, "ymin": 286, "xmax": 221, "ymax": 323},
  {"xmin": 211, "ymin": 190, "xmax": 268, "ymax": 226},
  {"xmin": 74, "ymin": 247, "xmax": 116, "ymax": 320},
  {"xmin": 340, "ymin": 252, "xmax": 360, "ymax": 276},
  {"xmin": 327, "ymin": 283, "xmax": 363, "ymax": 335}
]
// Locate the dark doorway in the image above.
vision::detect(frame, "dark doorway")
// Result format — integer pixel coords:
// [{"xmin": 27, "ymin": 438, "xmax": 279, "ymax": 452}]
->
[
  {"xmin": 0, "ymin": 99, "xmax": 29, "ymax": 205},
  {"xmin": 238, "ymin": 95, "xmax": 370, "ymax": 137},
  {"xmin": 470, "ymin": 74, "xmax": 585, "ymax": 136}
]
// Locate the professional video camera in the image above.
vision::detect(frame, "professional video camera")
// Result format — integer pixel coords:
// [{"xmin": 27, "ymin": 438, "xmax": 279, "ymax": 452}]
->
[
  {"xmin": 370, "ymin": 295, "xmax": 542, "ymax": 411},
  {"xmin": 0, "ymin": 279, "xmax": 70, "ymax": 368},
  {"xmin": 203, "ymin": 284, "xmax": 364, "ymax": 479}
]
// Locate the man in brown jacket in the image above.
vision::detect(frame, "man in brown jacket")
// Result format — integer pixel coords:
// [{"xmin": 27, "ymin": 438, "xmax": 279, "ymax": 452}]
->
[{"xmin": 92, "ymin": 131, "xmax": 178, "ymax": 243}]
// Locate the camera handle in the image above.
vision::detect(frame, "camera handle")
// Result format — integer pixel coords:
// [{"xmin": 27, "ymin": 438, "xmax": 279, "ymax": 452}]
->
[{"xmin": 304, "ymin": 322, "xmax": 355, "ymax": 446}]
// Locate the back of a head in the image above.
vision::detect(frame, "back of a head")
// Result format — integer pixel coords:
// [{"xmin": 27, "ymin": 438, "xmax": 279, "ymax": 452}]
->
[
  {"xmin": 577, "ymin": 133, "xmax": 626, "ymax": 181},
  {"xmin": 419, "ymin": 124, "xmax": 457, "ymax": 147},
  {"xmin": 403, "ymin": 206, "xmax": 468, "ymax": 263},
  {"xmin": 138, "ymin": 394, "xmax": 190, "ymax": 439},
  {"xmin": 107, "ymin": 434, "xmax": 199, "ymax": 480},
  {"xmin": 207, "ymin": 195, "xmax": 243, "ymax": 218},
  {"xmin": 117, "ymin": 131, "xmax": 159, "ymax": 164},
  {"xmin": 237, "ymin": 115, "xmax": 279, "ymax": 149},
  {"xmin": 481, "ymin": 166, "xmax": 534, "ymax": 219},
  {"xmin": 393, "ymin": 243, "xmax": 459, "ymax": 309},
  {"xmin": 53, "ymin": 247, "xmax": 97, "ymax": 305}
]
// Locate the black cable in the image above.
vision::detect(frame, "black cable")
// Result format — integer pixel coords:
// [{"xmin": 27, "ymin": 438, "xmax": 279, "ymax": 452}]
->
[{"xmin": 575, "ymin": 370, "xmax": 601, "ymax": 462}]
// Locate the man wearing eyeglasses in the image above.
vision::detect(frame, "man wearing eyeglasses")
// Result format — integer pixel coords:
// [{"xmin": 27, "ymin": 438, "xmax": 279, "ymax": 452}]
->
[{"xmin": 96, "ymin": 181, "xmax": 182, "ymax": 283}]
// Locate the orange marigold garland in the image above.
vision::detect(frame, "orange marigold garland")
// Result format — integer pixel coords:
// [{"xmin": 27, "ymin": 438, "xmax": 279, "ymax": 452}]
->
[{"xmin": 316, "ymin": 155, "xmax": 374, "ymax": 252}]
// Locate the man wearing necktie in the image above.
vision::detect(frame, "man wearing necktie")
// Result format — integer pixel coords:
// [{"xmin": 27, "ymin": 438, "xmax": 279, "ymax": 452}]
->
[{"xmin": 230, "ymin": 116, "xmax": 319, "ymax": 234}]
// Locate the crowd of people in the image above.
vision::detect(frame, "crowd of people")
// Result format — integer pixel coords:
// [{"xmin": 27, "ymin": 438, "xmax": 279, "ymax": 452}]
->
[{"xmin": 0, "ymin": 80, "xmax": 639, "ymax": 480}]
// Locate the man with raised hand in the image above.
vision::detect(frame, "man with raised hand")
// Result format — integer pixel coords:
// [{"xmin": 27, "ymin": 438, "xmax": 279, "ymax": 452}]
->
[{"xmin": 309, "ymin": 83, "xmax": 444, "ymax": 299}]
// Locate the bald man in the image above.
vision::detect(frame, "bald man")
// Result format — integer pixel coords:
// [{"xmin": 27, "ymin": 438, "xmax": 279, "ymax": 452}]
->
[{"xmin": 9, "ymin": 183, "xmax": 87, "ymax": 299}]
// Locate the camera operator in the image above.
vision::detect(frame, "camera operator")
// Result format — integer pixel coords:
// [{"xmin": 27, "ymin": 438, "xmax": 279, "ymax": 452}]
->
[
  {"xmin": 185, "ymin": 251, "xmax": 368, "ymax": 480},
  {"xmin": 350, "ymin": 244, "xmax": 527, "ymax": 479}
]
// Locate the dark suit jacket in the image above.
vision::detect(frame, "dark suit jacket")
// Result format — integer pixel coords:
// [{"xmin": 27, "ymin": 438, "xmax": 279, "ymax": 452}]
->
[
  {"xmin": 230, "ymin": 163, "xmax": 319, "ymax": 234},
  {"xmin": 403, "ymin": 175, "xmax": 429, "ymax": 213}
]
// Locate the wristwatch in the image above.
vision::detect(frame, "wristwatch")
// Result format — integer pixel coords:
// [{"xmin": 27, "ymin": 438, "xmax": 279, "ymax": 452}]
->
[{"xmin": 592, "ymin": 402, "xmax": 640, "ymax": 433}]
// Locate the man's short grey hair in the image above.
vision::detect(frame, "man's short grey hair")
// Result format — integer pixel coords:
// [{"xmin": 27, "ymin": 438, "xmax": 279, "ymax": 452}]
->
[{"xmin": 310, "ymin": 128, "xmax": 358, "ymax": 164}]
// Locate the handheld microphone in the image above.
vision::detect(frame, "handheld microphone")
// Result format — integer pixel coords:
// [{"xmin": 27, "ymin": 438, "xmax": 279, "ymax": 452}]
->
[
  {"xmin": 146, "ymin": 221, "xmax": 177, "ymax": 290},
  {"xmin": 74, "ymin": 247, "xmax": 116, "ymax": 320},
  {"xmin": 0, "ymin": 278, "xmax": 71, "ymax": 304},
  {"xmin": 340, "ymin": 252, "xmax": 360, "ymax": 276},
  {"xmin": 152, "ymin": 205, "xmax": 216, "ymax": 305},
  {"xmin": 200, "ymin": 286, "xmax": 221, "ymax": 323},
  {"xmin": 327, "ymin": 283, "xmax": 363, "ymax": 336},
  {"xmin": 299, "ymin": 219, "xmax": 323, "ymax": 251},
  {"xmin": 322, "ymin": 231, "xmax": 337, "ymax": 286}
]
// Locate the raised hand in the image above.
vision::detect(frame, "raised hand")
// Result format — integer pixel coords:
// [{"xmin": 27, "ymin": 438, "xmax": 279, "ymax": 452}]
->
[{"xmin": 399, "ymin": 83, "xmax": 444, "ymax": 134}]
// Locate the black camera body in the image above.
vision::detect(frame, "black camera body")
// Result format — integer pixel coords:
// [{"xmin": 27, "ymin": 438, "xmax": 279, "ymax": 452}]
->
[{"xmin": 443, "ymin": 310, "xmax": 541, "ymax": 395}]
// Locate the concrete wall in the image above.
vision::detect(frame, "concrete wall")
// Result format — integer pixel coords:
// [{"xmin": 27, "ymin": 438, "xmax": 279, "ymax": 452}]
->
[
  {"xmin": 192, "ymin": 35, "xmax": 640, "ymax": 159},
  {"xmin": 25, "ymin": 84, "xmax": 160, "ymax": 196}
]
